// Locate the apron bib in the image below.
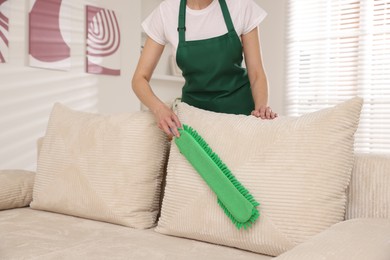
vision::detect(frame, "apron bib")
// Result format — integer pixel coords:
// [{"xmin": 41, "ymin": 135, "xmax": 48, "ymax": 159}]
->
[{"xmin": 176, "ymin": 0, "xmax": 254, "ymax": 115}]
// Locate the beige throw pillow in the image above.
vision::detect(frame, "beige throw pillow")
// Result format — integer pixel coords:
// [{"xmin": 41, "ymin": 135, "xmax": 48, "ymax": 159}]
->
[
  {"xmin": 31, "ymin": 103, "xmax": 168, "ymax": 229},
  {"xmin": 0, "ymin": 170, "xmax": 35, "ymax": 210},
  {"xmin": 156, "ymin": 97, "xmax": 363, "ymax": 256}
]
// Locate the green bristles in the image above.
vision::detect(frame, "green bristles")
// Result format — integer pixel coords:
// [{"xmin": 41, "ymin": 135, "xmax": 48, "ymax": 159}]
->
[
  {"xmin": 175, "ymin": 124, "xmax": 260, "ymax": 230},
  {"xmin": 218, "ymin": 199, "xmax": 260, "ymax": 230}
]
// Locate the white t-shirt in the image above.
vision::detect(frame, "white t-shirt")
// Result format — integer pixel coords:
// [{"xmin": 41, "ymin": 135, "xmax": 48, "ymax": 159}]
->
[{"xmin": 142, "ymin": 0, "xmax": 267, "ymax": 55}]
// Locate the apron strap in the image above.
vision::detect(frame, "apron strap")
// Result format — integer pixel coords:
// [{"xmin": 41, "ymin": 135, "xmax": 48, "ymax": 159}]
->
[
  {"xmin": 178, "ymin": 0, "xmax": 187, "ymax": 43},
  {"xmin": 218, "ymin": 0, "xmax": 235, "ymax": 33},
  {"xmin": 177, "ymin": 0, "xmax": 235, "ymax": 43}
]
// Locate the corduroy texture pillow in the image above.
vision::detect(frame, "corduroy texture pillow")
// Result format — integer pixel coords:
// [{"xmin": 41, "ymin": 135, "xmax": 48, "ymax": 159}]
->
[
  {"xmin": 155, "ymin": 97, "xmax": 363, "ymax": 256},
  {"xmin": 346, "ymin": 154, "xmax": 390, "ymax": 219},
  {"xmin": 274, "ymin": 218, "xmax": 390, "ymax": 260},
  {"xmin": 30, "ymin": 103, "xmax": 169, "ymax": 229},
  {"xmin": 0, "ymin": 170, "xmax": 35, "ymax": 210}
]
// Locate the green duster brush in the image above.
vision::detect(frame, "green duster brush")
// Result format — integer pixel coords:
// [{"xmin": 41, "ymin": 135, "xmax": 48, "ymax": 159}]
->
[{"xmin": 174, "ymin": 124, "xmax": 260, "ymax": 230}]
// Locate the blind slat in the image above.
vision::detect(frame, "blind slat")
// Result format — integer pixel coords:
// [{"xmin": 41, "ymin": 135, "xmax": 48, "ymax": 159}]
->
[{"xmin": 287, "ymin": 0, "xmax": 390, "ymax": 153}]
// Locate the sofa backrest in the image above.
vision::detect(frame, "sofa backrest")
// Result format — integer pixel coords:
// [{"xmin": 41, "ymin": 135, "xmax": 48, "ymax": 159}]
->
[
  {"xmin": 36, "ymin": 137, "xmax": 389, "ymax": 220},
  {"xmin": 346, "ymin": 153, "xmax": 390, "ymax": 219}
]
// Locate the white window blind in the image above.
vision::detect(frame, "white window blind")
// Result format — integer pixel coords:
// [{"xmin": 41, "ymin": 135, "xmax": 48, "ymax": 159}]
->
[{"xmin": 286, "ymin": 0, "xmax": 390, "ymax": 153}]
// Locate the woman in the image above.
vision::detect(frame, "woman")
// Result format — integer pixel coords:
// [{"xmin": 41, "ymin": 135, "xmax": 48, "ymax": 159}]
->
[{"xmin": 132, "ymin": 0, "xmax": 277, "ymax": 138}]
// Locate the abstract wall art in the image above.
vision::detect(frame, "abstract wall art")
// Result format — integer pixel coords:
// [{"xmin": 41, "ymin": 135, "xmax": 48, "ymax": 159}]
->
[
  {"xmin": 86, "ymin": 5, "xmax": 121, "ymax": 76},
  {"xmin": 29, "ymin": 0, "xmax": 71, "ymax": 70},
  {"xmin": 0, "ymin": 0, "xmax": 9, "ymax": 63}
]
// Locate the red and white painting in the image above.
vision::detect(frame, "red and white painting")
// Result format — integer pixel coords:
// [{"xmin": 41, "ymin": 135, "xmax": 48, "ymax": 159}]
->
[
  {"xmin": 0, "ymin": 0, "xmax": 9, "ymax": 63},
  {"xmin": 29, "ymin": 0, "xmax": 71, "ymax": 70},
  {"xmin": 86, "ymin": 5, "xmax": 121, "ymax": 76}
]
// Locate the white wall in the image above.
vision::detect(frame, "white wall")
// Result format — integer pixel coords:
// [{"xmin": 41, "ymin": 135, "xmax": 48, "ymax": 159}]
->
[
  {"xmin": 256, "ymin": 0, "xmax": 287, "ymax": 115},
  {"xmin": 96, "ymin": 0, "xmax": 141, "ymax": 113},
  {"xmin": 0, "ymin": 0, "xmax": 141, "ymax": 170}
]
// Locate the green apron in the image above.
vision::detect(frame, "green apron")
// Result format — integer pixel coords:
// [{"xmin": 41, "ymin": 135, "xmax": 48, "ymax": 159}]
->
[{"xmin": 177, "ymin": 0, "xmax": 255, "ymax": 115}]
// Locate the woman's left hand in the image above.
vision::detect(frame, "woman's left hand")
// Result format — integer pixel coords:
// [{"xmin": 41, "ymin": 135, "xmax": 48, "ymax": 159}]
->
[{"xmin": 251, "ymin": 106, "xmax": 278, "ymax": 120}]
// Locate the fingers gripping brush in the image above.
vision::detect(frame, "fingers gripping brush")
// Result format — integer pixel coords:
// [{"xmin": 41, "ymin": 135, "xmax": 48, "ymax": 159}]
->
[{"xmin": 174, "ymin": 125, "xmax": 260, "ymax": 230}]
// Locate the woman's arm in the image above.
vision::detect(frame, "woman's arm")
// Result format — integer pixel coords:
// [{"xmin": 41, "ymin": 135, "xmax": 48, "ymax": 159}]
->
[
  {"xmin": 242, "ymin": 28, "xmax": 277, "ymax": 119},
  {"xmin": 132, "ymin": 36, "xmax": 181, "ymax": 137}
]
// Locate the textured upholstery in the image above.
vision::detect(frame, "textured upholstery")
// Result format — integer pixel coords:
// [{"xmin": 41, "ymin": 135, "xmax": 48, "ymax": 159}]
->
[
  {"xmin": 0, "ymin": 170, "xmax": 35, "ymax": 210},
  {"xmin": 346, "ymin": 153, "xmax": 390, "ymax": 219},
  {"xmin": 0, "ymin": 208, "xmax": 272, "ymax": 260},
  {"xmin": 2, "ymin": 98, "xmax": 390, "ymax": 259},
  {"xmin": 274, "ymin": 218, "xmax": 390, "ymax": 260},
  {"xmin": 30, "ymin": 103, "xmax": 169, "ymax": 229}
]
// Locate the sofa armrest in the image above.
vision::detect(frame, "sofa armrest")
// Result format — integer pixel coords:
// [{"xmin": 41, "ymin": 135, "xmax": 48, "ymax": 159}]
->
[
  {"xmin": 275, "ymin": 218, "xmax": 390, "ymax": 260},
  {"xmin": 347, "ymin": 153, "xmax": 390, "ymax": 219},
  {"xmin": 0, "ymin": 170, "xmax": 35, "ymax": 210}
]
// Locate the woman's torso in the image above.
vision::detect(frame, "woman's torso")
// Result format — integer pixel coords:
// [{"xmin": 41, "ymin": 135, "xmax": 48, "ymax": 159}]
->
[{"xmin": 142, "ymin": 0, "xmax": 267, "ymax": 56}]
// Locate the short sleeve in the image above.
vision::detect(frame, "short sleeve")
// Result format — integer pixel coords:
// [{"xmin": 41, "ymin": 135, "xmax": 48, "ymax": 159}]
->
[
  {"xmin": 241, "ymin": 0, "xmax": 267, "ymax": 35},
  {"xmin": 142, "ymin": 5, "xmax": 167, "ymax": 45}
]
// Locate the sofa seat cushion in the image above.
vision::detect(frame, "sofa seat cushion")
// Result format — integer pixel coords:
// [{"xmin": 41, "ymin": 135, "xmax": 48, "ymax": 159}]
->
[{"xmin": 0, "ymin": 208, "xmax": 272, "ymax": 260}]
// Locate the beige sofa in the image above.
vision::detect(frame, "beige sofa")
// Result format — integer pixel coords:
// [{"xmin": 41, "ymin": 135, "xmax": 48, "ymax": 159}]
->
[
  {"xmin": 1, "ymin": 101, "xmax": 390, "ymax": 259},
  {"xmin": 1, "ymin": 154, "xmax": 389, "ymax": 259}
]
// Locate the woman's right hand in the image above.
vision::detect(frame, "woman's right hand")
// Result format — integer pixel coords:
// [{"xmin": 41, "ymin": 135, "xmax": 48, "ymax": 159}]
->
[{"xmin": 152, "ymin": 103, "xmax": 182, "ymax": 138}]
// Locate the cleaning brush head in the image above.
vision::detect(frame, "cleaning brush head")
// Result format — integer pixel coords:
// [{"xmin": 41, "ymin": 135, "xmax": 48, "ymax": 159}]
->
[{"xmin": 175, "ymin": 124, "xmax": 260, "ymax": 229}]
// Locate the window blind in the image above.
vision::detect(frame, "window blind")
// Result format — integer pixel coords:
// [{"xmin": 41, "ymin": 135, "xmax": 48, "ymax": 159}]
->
[{"xmin": 286, "ymin": 0, "xmax": 390, "ymax": 153}]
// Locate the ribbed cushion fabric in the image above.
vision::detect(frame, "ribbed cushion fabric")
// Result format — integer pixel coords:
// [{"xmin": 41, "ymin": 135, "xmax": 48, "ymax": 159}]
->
[
  {"xmin": 346, "ymin": 154, "xmax": 390, "ymax": 219},
  {"xmin": 274, "ymin": 218, "xmax": 390, "ymax": 260},
  {"xmin": 0, "ymin": 208, "xmax": 272, "ymax": 260},
  {"xmin": 30, "ymin": 103, "xmax": 169, "ymax": 229},
  {"xmin": 0, "ymin": 170, "xmax": 35, "ymax": 210},
  {"xmin": 156, "ymin": 97, "xmax": 363, "ymax": 256}
]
